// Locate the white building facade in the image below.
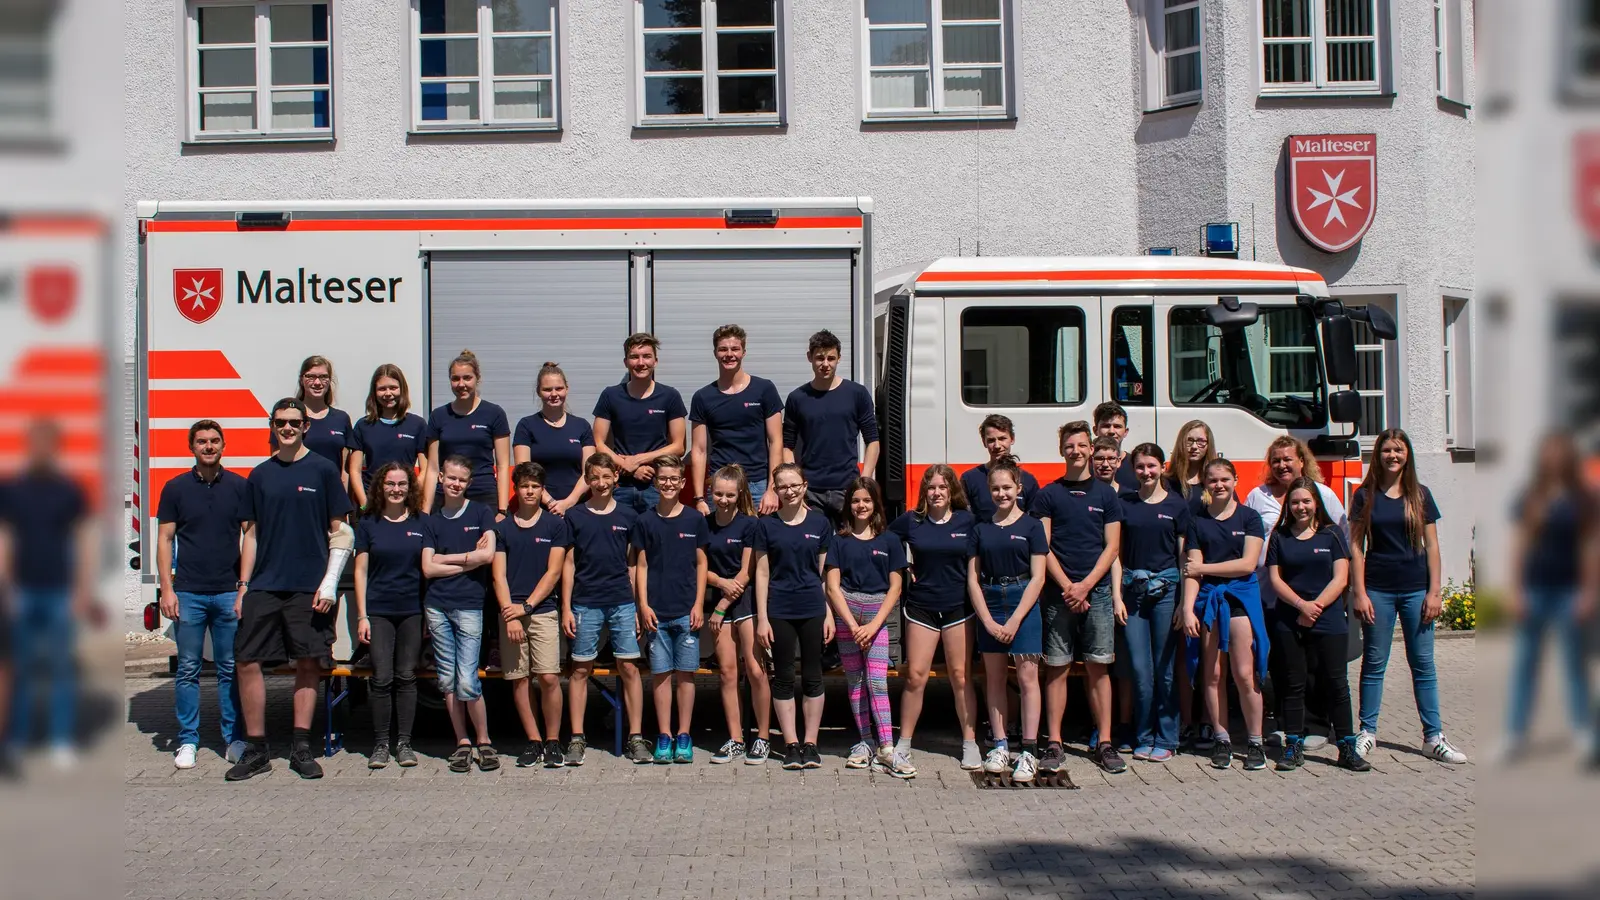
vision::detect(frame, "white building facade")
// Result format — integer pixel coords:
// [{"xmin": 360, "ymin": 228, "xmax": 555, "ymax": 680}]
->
[{"xmin": 123, "ymin": 0, "xmax": 1477, "ymax": 580}]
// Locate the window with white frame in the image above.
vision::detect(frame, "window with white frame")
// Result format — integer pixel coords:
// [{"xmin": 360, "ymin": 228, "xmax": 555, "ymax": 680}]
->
[
  {"xmin": 1433, "ymin": 0, "xmax": 1467, "ymax": 104},
  {"xmin": 864, "ymin": 0, "xmax": 1010, "ymax": 118},
  {"xmin": 1348, "ymin": 299, "xmax": 1396, "ymax": 439},
  {"xmin": 188, "ymin": 1, "xmax": 331, "ymax": 140},
  {"xmin": 1565, "ymin": 0, "xmax": 1600, "ymax": 100},
  {"xmin": 412, "ymin": 0, "xmax": 558, "ymax": 130},
  {"xmin": 1259, "ymin": 0, "xmax": 1386, "ymax": 94},
  {"xmin": 0, "ymin": 12, "xmax": 52, "ymax": 141},
  {"xmin": 1443, "ymin": 296, "xmax": 1472, "ymax": 447},
  {"xmin": 1144, "ymin": 0, "xmax": 1202, "ymax": 110},
  {"xmin": 635, "ymin": 0, "xmax": 780, "ymax": 123}
]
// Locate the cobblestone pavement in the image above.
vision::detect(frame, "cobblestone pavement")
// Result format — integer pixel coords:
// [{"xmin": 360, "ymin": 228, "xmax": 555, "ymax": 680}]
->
[{"xmin": 124, "ymin": 638, "xmax": 1476, "ymax": 900}]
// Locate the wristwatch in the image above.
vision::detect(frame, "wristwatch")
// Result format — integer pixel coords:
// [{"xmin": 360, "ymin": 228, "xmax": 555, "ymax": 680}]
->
[{"xmin": 235, "ymin": 581, "xmax": 250, "ymax": 589}]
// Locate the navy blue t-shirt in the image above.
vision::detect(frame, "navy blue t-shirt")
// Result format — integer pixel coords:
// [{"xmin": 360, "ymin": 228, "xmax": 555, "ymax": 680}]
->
[
  {"xmin": 0, "ymin": 472, "xmax": 86, "ymax": 590},
  {"xmin": 759, "ymin": 511, "xmax": 830, "ymax": 618},
  {"xmin": 426, "ymin": 400, "xmax": 510, "ymax": 500},
  {"xmin": 1515, "ymin": 491, "xmax": 1586, "ymax": 589},
  {"xmin": 422, "ymin": 501, "xmax": 498, "ymax": 611},
  {"xmin": 512, "ymin": 413, "xmax": 594, "ymax": 504},
  {"xmin": 270, "ymin": 407, "xmax": 353, "ymax": 472},
  {"xmin": 960, "ymin": 464, "xmax": 1040, "ymax": 523},
  {"xmin": 630, "ymin": 508, "xmax": 710, "ymax": 619},
  {"xmin": 1119, "ymin": 489, "xmax": 1192, "ymax": 573},
  {"xmin": 354, "ymin": 514, "xmax": 426, "ymax": 616},
  {"xmin": 782, "ymin": 380, "xmax": 879, "ymax": 491},
  {"xmin": 889, "ymin": 509, "xmax": 978, "ymax": 611},
  {"xmin": 156, "ymin": 467, "xmax": 249, "ymax": 593},
  {"xmin": 706, "ymin": 512, "xmax": 763, "ymax": 581},
  {"xmin": 1028, "ymin": 478, "xmax": 1125, "ymax": 585},
  {"xmin": 1114, "ymin": 457, "xmax": 1141, "ymax": 494},
  {"xmin": 1351, "ymin": 486, "xmax": 1441, "ymax": 593},
  {"xmin": 243, "ymin": 452, "xmax": 352, "ymax": 593},
  {"xmin": 351, "ymin": 413, "xmax": 426, "ymax": 487},
  {"xmin": 592, "ymin": 381, "xmax": 687, "ymax": 487},
  {"xmin": 690, "ymin": 376, "xmax": 783, "ymax": 478},
  {"xmin": 825, "ymin": 531, "xmax": 907, "ymax": 594},
  {"xmin": 1186, "ymin": 504, "xmax": 1266, "ymax": 586},
  {"xmin": 968, "ymin": 514, "xmax": 1048, "ymax": 581},
  {"xmin": 496, "ymin": 510, "xmax": 571, "ymax": 615},
  {"xmin": 565, "ymin": 502, "xmax": 639, "ymax": 608},
  {"xmin": 1266, "ymin": 526, "xmax": 1350, "ymax": 634}
]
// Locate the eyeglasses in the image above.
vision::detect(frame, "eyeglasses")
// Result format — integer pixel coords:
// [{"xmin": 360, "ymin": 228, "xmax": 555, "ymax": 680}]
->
[
  {"xmin": 302, "ymin": 374, "xmax": 330, "ymax": 383},
  {"xmin": 1186, "ymin": 437, "xmax": 1209, "ymax": 446},
  {"xmin": 271, "ymin": 418, "xmax": 304, "ymax": 429},
  {"xmin": 776, "ymin": 482, "xmax": 805, "ymax": 493},
  {"xmin": 655, "ymin": 474, "xmax": 685, "ymax": 485}
]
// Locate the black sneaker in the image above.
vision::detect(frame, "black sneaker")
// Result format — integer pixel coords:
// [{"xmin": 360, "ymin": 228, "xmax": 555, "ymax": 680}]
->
[
  {"xmin": 782, "ymin": 742, "xmax": 804, "ymax": 770},
  {"xmin": 516, "ymin": 742, "xmax": 542, "ymax": 768},
  {"xmin": 1038, "ymin": 741, "xmax": 1066, "ymax": 773},
  {"xmin": 1210, "ymin": 738, "xmax": 1233, "ymax": 770},
  {"xmin": 745, "ymin": 737, "xmax": 771, "ymax": 765},
  {"xmin": 542, "ymin": 739, "xmax": 565, "ymax": 768},
  {"xmin": 1337, "ymin": 738, "xmax": 1373, "ymax": 772},
  {"xmin": 368, "ymin": 743, "xmax": 391, "ymax": 769},
  {"xmin": 1277, "ymin": 738, "xmax": 1304, "ymax": 772},
  {"xmin": 1096, "ymin": 742, "xmax": 1127, "ymax": 774},
  {"xmin": 224, "ymin": 743, "xmax": 271, "ymax": 782},
  {"xmin": 288, "ymin": 745, "xmax": 324, "ymax": 780},
  {"xmin": 448, "ymin": 744, "xmax": 474, "ymax": 773},
  {"xmin": 565, "ymin": 735, "xmax": 587, "ymax": 766},
  {"xmin": 394, "ymin": 740, "xmax": 418, "ymax": 767},
  {"xmin": 626, "ymin": 734, "xmax": 654, "ymax": 764},
  {"xmin": 476, "ymin": 744, "xmax": 500, "ymax": 772},
  {"xmin": 802, "ymin": 742, "xmax": 823, "ymax": 769},
  {"xmin": 1243, "ymin": 742, "xmax": 1267, "ymax": 771}
]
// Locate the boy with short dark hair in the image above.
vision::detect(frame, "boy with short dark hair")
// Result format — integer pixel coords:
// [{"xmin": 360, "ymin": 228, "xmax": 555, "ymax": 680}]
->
[
  {"xmin": 630, "ymin": 456, "xmax": 710, "ymax": 763},
  {"xmin": 493, "ymin": 462, "xmax": 571, "ymax": 768},
  {"xmin": 1093, "ymin": 401, "xmax": 1139, "ymax": 493},
  {"xmin": 593, "ymin": 333, "xmax": 687, "ymax": 513},
  {"xmin": 782, "ymin": 329, "xmax": 879, "ymax": 528}
]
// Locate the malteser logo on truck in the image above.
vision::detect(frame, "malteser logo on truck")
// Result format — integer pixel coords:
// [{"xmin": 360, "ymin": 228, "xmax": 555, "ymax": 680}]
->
[{"xmin": 172, "ymin": 267, "xmax": 404, "ymax": 324}]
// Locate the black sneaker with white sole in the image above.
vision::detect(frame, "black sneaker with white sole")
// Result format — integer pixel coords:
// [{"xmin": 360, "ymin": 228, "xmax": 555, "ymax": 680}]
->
[
  {"xmin": 224, "ymin": 743, "xmax": 272, "ymax": 782},
  {"xmin": 516, "ymin": 742, "xmax": 542, "ymax": 768},
  {"xmin": 1243, "ymin": 742, "xmax": 1267, "ymax": 771},
  {"xmin": 288, "ymin": 745, "xmax": 323, "ymax": 779},
  {"xmin": 802, "ymin": 742, "xmax": 822, "ymax": 769},
  {"xmin": 542, "ymin": 739, "xmax": 565, "ymax": 768},
  {"xmin": 1210, "ymin": 739, "xmax": 1233, "ymax": 769},
  {"xmin": 782, "ymin": 742, "xmax": 804, "ymax": 770},
  {"xmin": 745, "ymin": 738, "xmax": 771, "ymax": 765},
  {"xmin": 1095, "ymin": 742, "xmax": 1127, "ymax": 774},
  {"xmin": 1038, "ymin": 742, "xmax": 1066, "ymax": 773}
]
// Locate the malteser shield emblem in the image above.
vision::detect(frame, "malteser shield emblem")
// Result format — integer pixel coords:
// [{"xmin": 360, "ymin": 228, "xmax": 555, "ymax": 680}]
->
[{"xmin": 1287, "ymin": 134, "xmax": 1377, "ymax": 253}]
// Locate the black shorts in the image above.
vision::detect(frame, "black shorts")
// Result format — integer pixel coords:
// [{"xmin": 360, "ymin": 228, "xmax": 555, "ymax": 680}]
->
[
  {"xmin": 704, "ymin": 588, "xmax": 754, "ymax": 624},
  {"xmin": 1227, "ymin": 595, "xmax": 1249, "ymax": 619},
  {"xmin": 235, "ymin": 590, "xmax": 335, "ymax": 664},
  {"xmin": 903, "ymin": 598, "xmax": 975, "ymax": 632}
]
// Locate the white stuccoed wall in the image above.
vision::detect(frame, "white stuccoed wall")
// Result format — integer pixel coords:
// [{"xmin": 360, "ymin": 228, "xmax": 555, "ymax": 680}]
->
[{"xmin": 123, "ymin": 0, "xmax": 1475, "ymax": 581}]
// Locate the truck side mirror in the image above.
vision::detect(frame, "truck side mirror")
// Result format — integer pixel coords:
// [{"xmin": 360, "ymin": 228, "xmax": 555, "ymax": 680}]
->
[
  {"xmin": 1202, "ymin": 296, "xmax": 1259, "ymax": 329},
  {"xmin": 1321, "ymin": 315, "xmax": 1359, "ymax": 385},
  {"xmin": 1327, "ymin": 388, "xmax": 1362, "ymax": 424},
  {"xmin": 1348, "ymin": 304, "xmax": 1398, "ymax": 340}
]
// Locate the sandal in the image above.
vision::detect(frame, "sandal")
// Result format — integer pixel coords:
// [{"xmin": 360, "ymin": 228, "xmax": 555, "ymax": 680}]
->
[
  {"xmin": 475, "ymin": 744, "xmax": 500, "ymax": 772},
  {"xmin": 448, "ymin": 744, "xmax": 474, "ymax": 773}
]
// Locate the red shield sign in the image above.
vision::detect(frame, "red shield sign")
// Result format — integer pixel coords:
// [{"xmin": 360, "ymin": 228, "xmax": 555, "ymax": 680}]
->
[
  {"xmin": 26, "ymin": 266, "xmax": 77, "ymax": 324},
  {"xmin": 174, "ymin": 269, "xmax": 224, "ymax": 324},
  {"xmin": 1574, "ymin": 132, "xmax": 1600, "ymax": 243},
  {"xmin": 1287, "ymin": 134, "xmax": 1377, "ymax": 253}
]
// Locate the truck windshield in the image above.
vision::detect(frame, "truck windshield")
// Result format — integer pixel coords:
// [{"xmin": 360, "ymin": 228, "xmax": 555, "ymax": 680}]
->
[{"xmin": 1169, "ymin": 305, "xmax": 1326, "ymax": 428}]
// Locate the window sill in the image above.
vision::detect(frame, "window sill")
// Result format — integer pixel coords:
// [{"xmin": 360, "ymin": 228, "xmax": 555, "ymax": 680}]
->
[
  {"xmin": 863, "ymin": 111, "xmax": 1014, "ymax": 124},
  {"xmin": 1257, "ymin": 87, "xmax": 1394, "ymax": 101},
  {"xmin": 632, "ymin": 117, "xmax": 784, "ymax": 130},
  {"xmin": 409, "ymin": 124, "xmax": 561, "ymax": 135},
  {"xmin": 1435, "ymin": 93, "xmax": 1472, "ymax": 112},
  {"xmin": 1143, "ymin": 99, "xmax": 1201, "ymax": 115},
  {"xmin": 182, "ymin": 134, "xmax": 334, "ymax": 148}
]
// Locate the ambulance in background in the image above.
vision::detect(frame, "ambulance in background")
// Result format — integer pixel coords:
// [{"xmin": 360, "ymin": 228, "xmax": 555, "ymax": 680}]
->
[{"xmin": 869, "ymin": 256, "xmax": 1397, "ymax": 510}]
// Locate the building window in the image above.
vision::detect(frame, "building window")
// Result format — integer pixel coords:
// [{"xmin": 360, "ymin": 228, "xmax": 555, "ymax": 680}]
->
[
  {"xmin": 187, "ymin": 1, "xmax": 332, "ymax": 141},
  {"xmin": 1144, "ymin": 0, "xmax": 1202, "ymax": 110},
  {"xmin": 0, "ymin": 8, "xmax": 53, "ymax": 142},
  {"xmin": 1565, "ymin": 1, "xmax": 1600, "ymax": 100},
  {"xmin": 411, "ymin": 0, "xmax": 559, "ymax": 131},
  {"xmin": 1259, "ymin": 0, "xmax": 1387, "ymax": 95},
  {"xmin": 1434, "ymin": 0, "xmax": 1467, "ymax": 105},
  {"xmin": 635, "ymin": 0, "xmax": 780, "ymax": 124},
  {"xmin": 1443, "ymin": 297, "xmax": 1472, "ymax": 447},
  {"xmin": 1351, "ymin": 307, "xmax": 1391, "ymax": 439},
  {"xmin": 960, "ymin": 306, "xmax": 1084, "ymax": 406},
  {"xmin": 863, "ymin": 0, "xmax": 1011, "ymax": 119}
]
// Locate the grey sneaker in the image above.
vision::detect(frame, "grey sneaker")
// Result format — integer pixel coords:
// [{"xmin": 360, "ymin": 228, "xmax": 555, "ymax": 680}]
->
[
  {"xmin": 960, "ymin": 740, "xmax": 983, "ymax": 771},
  {"xmin": 1095, "ymin": 742, "xmax": 1127, "ymax": 774},
  {"xmin": 887, "ymin": 749, "xmax": 917, "ymax": 779},
  {"xmin": 1038, "ymin": 742, "xmax": 1066, "ymax": 773},
  {"xmin": 225, "ymin": 740, "xmax": 248, "ymax": 764},
  {"xmin": 394, "ymin": 740, "xmax": 418, "ymax": 767},
  {"xmin": 564, "ymin": 735, "xmax": 587, "ymax": 767},
  {"xmin": 845, "ymin": 741, "xmax": 873, "ymax": 769},
  {"xmin": 626, "ymin": 734, "xmax": 654, "ymax": 764},
  {"xmin": 368, "ymin": 743, "xmax": 391, "ymax": 769},
  {"xmin": 1302, "ymin": 734, "xmax": 1330, "ymax": 751}
]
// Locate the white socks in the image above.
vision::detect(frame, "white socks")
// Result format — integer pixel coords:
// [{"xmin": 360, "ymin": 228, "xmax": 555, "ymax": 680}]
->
[{"xmin": 317, "ymin": 522, "xmax": 354, "ymax": 601}]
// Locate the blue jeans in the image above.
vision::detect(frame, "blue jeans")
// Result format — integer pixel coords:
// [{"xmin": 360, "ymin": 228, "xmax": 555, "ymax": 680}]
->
[
  {"xmin": 424, "ymin": 607, "xmax": 484, "ymax": 702},
  {"xmin": 174, "ymin": 591, "xmax": 241, "ymax": 748},
  {"xmin": 1358, "ymin": 588, "xmax": 1441, "ymax": 739},
  {"xmin": 1508, "ymin": 586, "xmax": 1591, "ymax": 739},
  {"xmin": 8, "ymin": 589, "xmax": 75, "ymax": 749},
  {"xmin": 1120, "ymin": 570, "xmax": 1180, "ymax": 751},
  {"xmin": 571, "ymin": 603, "xmax": 642, "ymax": 662},
  {"xmin": 613, "ymin": 483, "xmax": 660, "ymax": 514},
  {"xmin": 648, "ymin": 614, "xmax": 700, "ymax": 674}
]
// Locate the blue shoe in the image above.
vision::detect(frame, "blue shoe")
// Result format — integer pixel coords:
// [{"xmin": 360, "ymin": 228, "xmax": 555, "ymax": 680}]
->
[
  {"xmin": 653, "ymin": 734, "xmax": 673, "ymax": 764},
  {"xmin": 673, "ymin": 733, "xmax": 693, "ymax": 764}
]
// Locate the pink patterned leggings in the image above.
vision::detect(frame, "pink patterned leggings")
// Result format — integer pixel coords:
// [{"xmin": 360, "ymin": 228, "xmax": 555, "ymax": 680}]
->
[{"xmin": 837, "ymin": 590, "xmax": 894, "ymax": 746}]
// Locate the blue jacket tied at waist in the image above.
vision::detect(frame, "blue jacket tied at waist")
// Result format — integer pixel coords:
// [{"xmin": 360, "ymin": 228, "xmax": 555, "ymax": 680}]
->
[{"xmin": 1185, "ymin": 574, "xmax": 1270, "ymax": 685}]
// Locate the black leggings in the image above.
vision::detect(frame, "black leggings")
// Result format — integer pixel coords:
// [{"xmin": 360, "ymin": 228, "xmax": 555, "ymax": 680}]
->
[
  {"xmin": 1268, "ymin": 621, "xmax": 1353, "ymax": 741},
  {"xmin": 769, "ymin": 615, "xmax": 825, "ymax": 701},
  {"xmin": 368, "ymin": 613, "xmax": 423, "ymax": 742}
]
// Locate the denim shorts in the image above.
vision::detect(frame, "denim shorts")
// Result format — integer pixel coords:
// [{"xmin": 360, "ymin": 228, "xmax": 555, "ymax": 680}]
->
[
  {"xmin": 570, "ymin": 603, "xmax": 641, "ymax": 662},
  {"xmin": 976, "ymin": 582, "xmax": 1043, "ymax": 657},
  {"xmin": 1041, "ymin": 581, "xmax": 1114, "ymax": 667},
  {"xmin": 649, "ymin": 614, "xmax": 701, "ymax": 674},
  {"xmin": 424, "ymin": 606, "xmax": 484, "ymax": 701}
]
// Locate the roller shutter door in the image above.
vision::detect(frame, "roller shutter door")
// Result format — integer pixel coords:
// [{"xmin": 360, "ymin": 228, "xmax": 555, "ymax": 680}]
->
[
  {"xmin": 649, "ymin": 250, "xmax": 855, "ymax": 398},
  {"xmin": 428, "ymin": 252, "xmax": 631, "ymax": 423}
]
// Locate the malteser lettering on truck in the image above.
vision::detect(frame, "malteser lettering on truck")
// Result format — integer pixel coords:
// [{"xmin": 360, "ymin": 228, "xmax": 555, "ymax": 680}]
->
[{"xmin": 236, "ymin": 269, "xmax": 402, "ymax": 304}]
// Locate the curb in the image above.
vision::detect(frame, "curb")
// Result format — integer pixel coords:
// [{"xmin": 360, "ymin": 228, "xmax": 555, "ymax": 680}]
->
[
  {"xmin": 1433, "ymin": 629, "xmax": 1474, "ymax": 640},
  {"xmin": 126, "ymin": 656, "xmax": 172, "ymax": 674}
]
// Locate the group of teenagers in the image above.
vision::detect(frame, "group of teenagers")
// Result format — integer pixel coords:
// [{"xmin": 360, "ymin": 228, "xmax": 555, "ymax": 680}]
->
[{"xmin": 157, "ymin": 323, "xmax": 1471, "ymax": 783}]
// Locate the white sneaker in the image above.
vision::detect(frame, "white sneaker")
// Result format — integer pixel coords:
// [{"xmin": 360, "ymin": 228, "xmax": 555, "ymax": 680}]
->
[
  {"xmin": 982, "ymin": 744, "xmax": 1011, "ymax": 774},
  {"xmin": 1354, "ymin": 730, "xmax": 1376, "ymax": 758},
  {"xmin": 1426, "ymin": 735, "xmax": 1468, "ymax": 765},
  {"xmin": 1012, "ymin": 750, "xmax": 1039, "ymax": 783},
  {"xmin": 887, "ymin": 750, "xmax": 917, "ymax": 779},
  {"xmin": 845, "ymin": 741, "xmax": 873, "ymax": 769},
  {"xmin": 173, "ymin": 743, "xmax": 198, "ymax": 770},
  {"xmin": 960, "ymin": 740, "xmax": 983, "ymax": 771},
  {"xmin": 1302, "ymin": 734, "xmax": 1329, "ymax": 751},
  {"xmin": 226, "ymin": 740, "xmax": 248, "ymax": 764}
]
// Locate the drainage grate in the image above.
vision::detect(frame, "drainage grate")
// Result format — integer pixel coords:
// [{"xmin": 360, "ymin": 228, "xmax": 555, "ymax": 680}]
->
[{"xmin": 969, "ymin": 770, "xmax": 1077, "ymax": 789}]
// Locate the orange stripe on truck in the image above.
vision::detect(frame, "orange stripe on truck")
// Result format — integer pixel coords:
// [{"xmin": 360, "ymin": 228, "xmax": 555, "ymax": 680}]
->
[
  {"xmin": 0, "ymin": 390, "xmax": 101, "ymax": 415},
  {"xmin": 13, "ymin": 349, "xmax": 104, "ymax": 378},
  {"xmin": 147, "ymin": 350, "xmax": 241, "ymax": 380},
  {"xmin": 918, "ymin": 268, "xmax": 1310, "ymax": 284},
  {"xmin": 144, "ymin": 215, "xmax": 864, "ymax": 233},
  {"xmin": 148, "ymin": 389, "xmax": 266, "ymax": 419}
]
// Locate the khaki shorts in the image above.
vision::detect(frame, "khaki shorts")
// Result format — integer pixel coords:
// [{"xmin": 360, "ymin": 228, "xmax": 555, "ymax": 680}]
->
[{"xmin": 499, "ymin": 609, "xmax": 561, "ymax": 679}]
